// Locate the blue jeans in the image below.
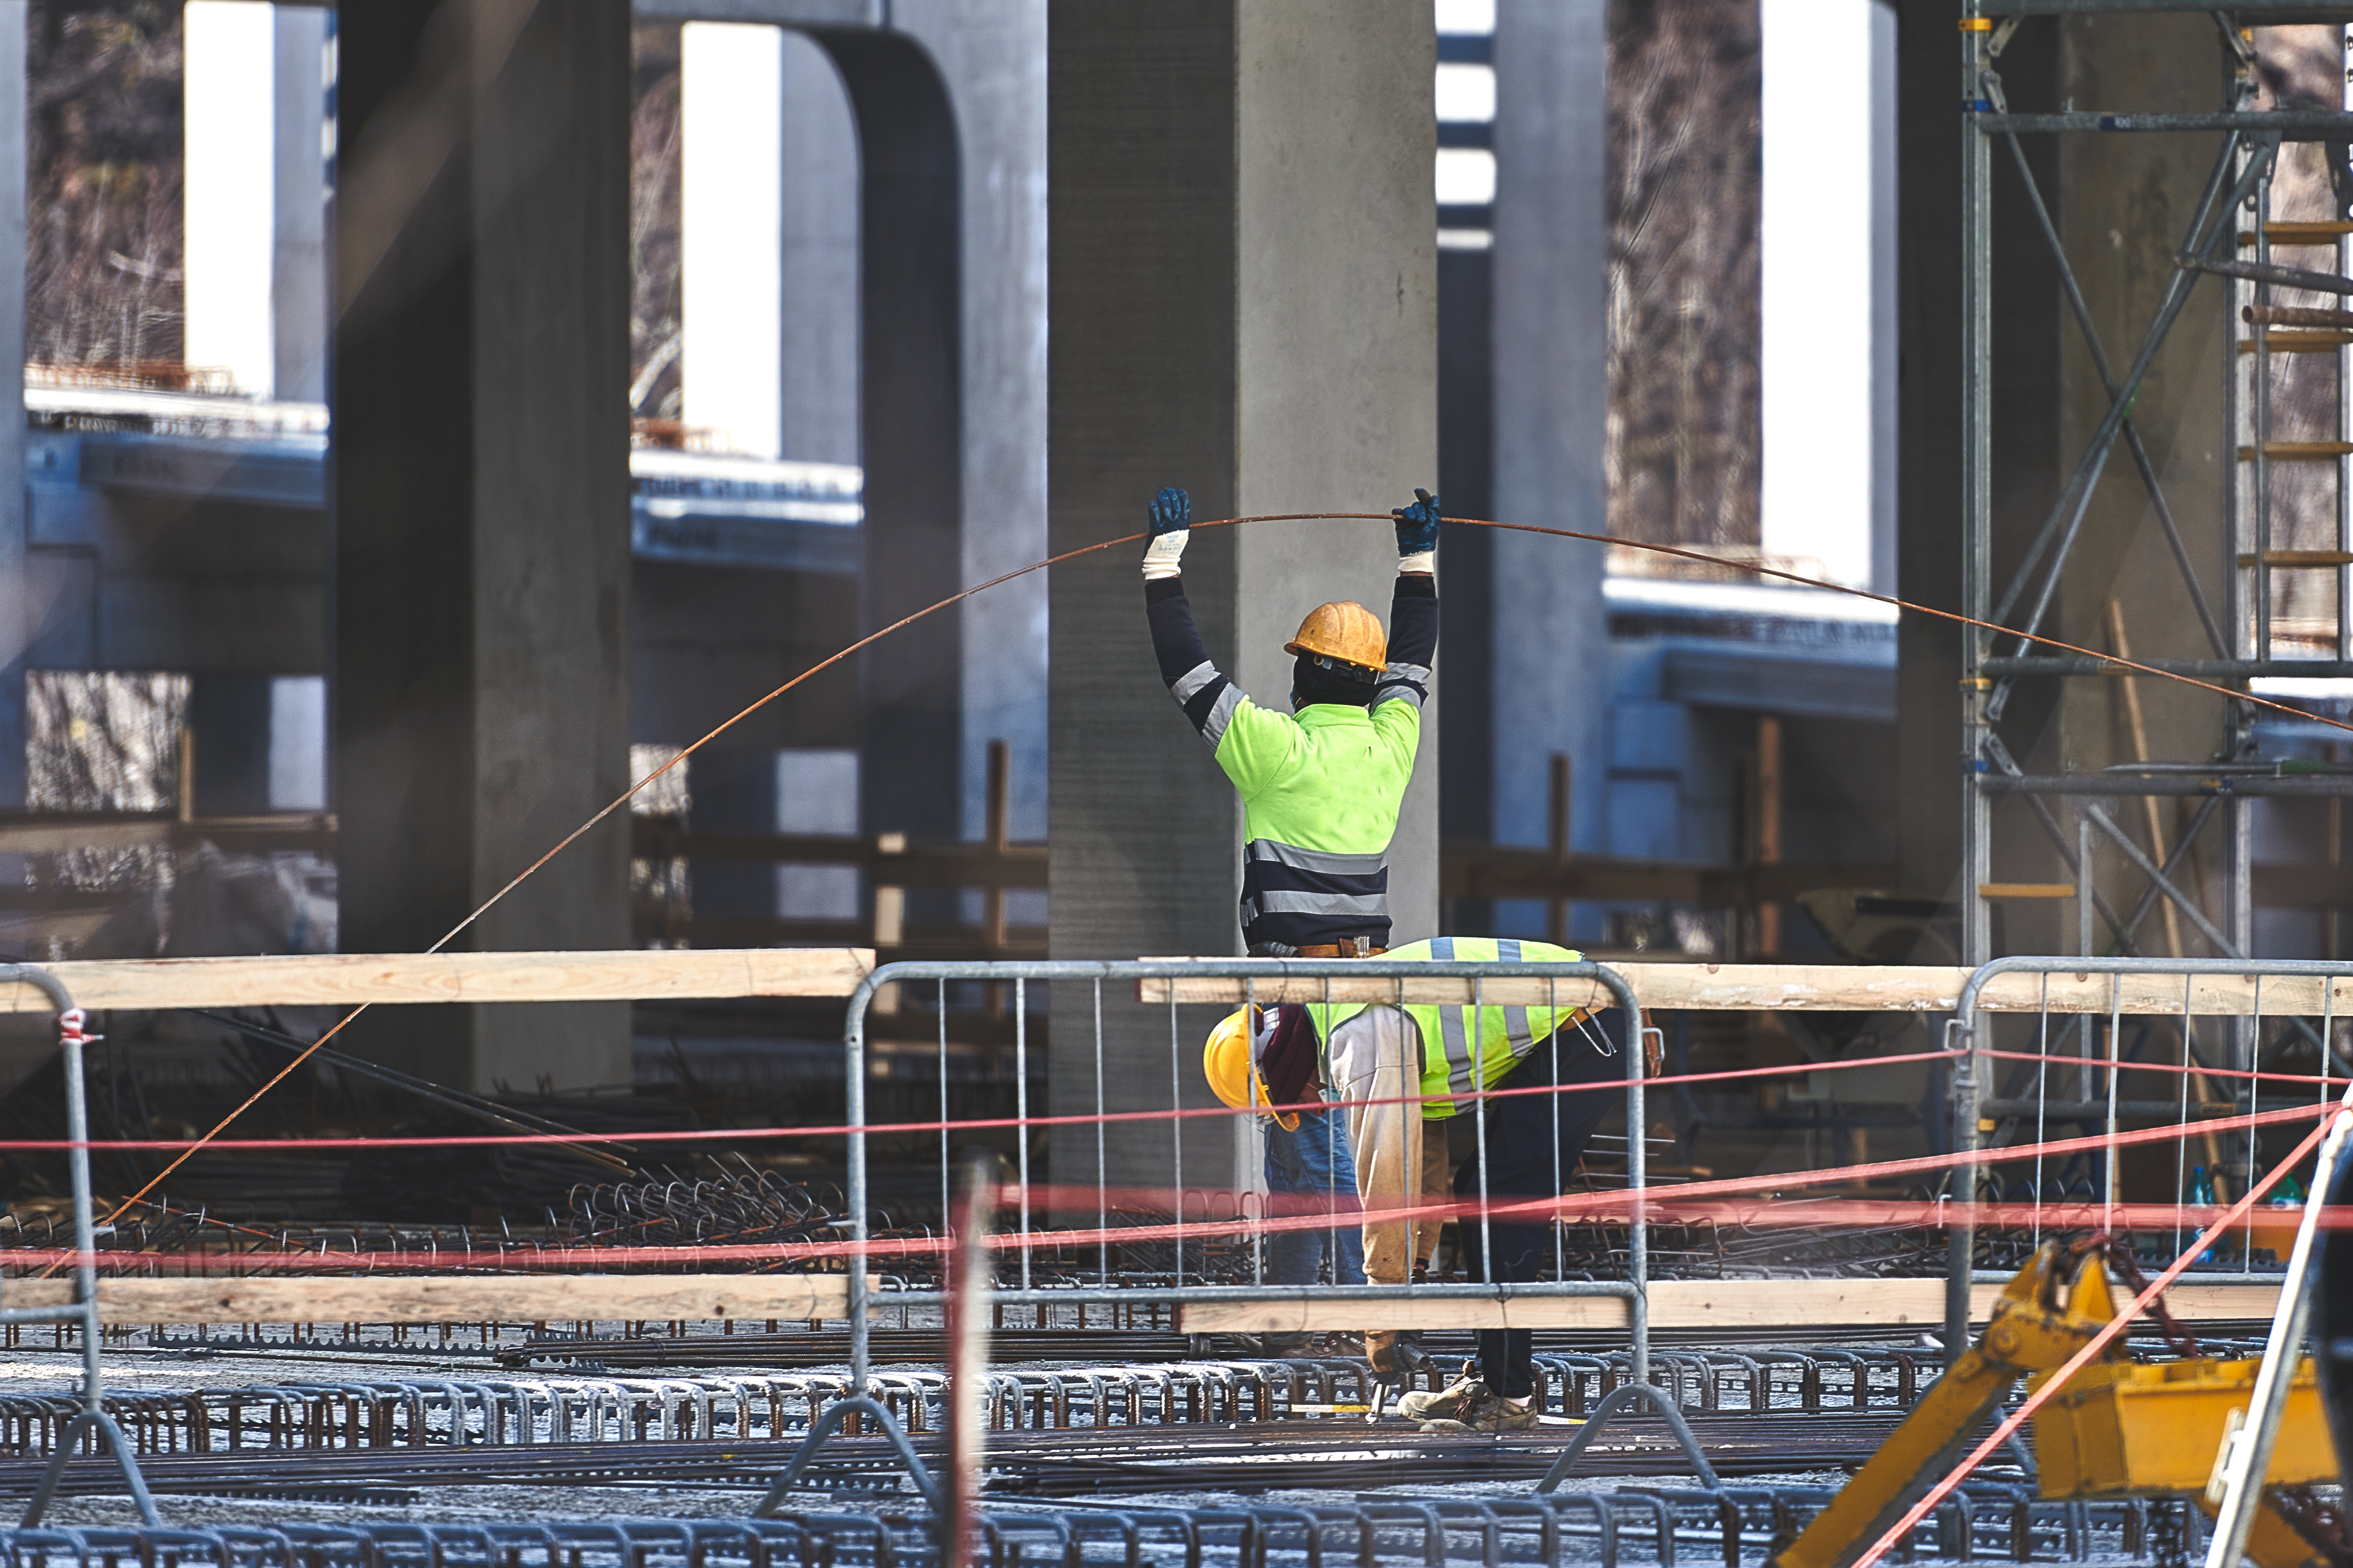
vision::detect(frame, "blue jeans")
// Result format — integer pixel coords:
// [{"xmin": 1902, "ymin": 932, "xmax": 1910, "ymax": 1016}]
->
[{"xmin": 1265, "ymin": 1104, "xmax": 1368, "ymax": 1286}]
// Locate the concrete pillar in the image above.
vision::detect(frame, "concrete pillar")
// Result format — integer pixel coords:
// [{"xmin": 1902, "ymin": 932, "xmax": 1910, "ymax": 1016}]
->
[
  {"xmin": 1048, "ymin": 2, "xmax": 1437, "ymax": 1193},
  {"xmin": 1490, "ymin": 0, "xmax": 1608, "ymax": 907},
  {"xmin": 272, "ymin": 5, "xmax": 328, "ymax": 405},
  {"xmin": 2049, "ymin": 17, "xmax": 2233, "ymax": 957},
  {"xmin": 183, "ymin": 2, "xmax": 328, "ymax": 403},
  {"xmin": 184, "ymin": 1, "xmax": 275, "ymax": 396},
  {"xmin": 890, "ymin": 0, "xmax": 1049, "ymax": 848},
  {"xmin": 1760, "ymin": 0, "xmax": 1878, "ymax": 591},
  {"xmin": 0, "ymin": 2, "xmax": 23, "ymax": 812},
  {"xmin": 333, "ymin": 0, "xmax": 633, "ymax": 1092},
  {"xmin": 799, "ymin": 31, "xmax": 964, "ymax": 853},
  {"xmin": 780, "ymin": 31, "xmax": 859, "ymax": 468},
  {"xmin": 681, "ymin": 21, "xmax": 785, "ymax": 458}
]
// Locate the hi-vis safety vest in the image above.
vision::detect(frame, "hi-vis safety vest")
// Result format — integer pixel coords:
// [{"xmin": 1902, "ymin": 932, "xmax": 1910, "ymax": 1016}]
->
[{"xmin": 1303, "ymin": 937, "xmax": 1603, "ymax": 1118}]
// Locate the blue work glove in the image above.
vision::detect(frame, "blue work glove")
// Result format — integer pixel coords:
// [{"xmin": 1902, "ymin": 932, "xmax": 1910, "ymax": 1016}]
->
[
  {"xmin": 1392, "ymin": 488, "xmax": 1441, "ymax": 565},
  {"xmin": 1143, "ymin": 486, "xmax": 1191, "ymax": 579}
]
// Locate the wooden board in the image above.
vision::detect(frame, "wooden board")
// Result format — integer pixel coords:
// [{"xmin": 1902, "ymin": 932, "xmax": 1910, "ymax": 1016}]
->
[
  {"xmin": 1137, "ymin": 962, "xmax": 2353, "ymax": 1018},
  {"xmin": 0, "ymin": 947, "xmax": 874, "ymax": 1013},
  {"xmin": 1177, "ymin": 1279, "xmax": 2280, "ymax": 1334},
  {"xmin": 0, "ymin": 947, "xmax": 2328, "ymax": 1019},
  {"xmin": 2, "ymin": 1273, "xmax": 851, "ymax": 1325}
]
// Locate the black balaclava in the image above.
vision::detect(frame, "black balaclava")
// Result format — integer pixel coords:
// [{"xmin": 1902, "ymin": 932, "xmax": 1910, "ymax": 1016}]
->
[{"xmin": 1290, "ymin": 653, "xmax": 1377, "ymax": 712}]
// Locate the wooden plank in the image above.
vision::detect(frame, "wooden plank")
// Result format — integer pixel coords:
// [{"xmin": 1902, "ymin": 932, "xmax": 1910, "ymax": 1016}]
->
[
  {"xmin": 1182, "ymin": 1296, "xmax": 1631, "ymax": 1332},
  {"xmin": 1177, "ymin": 1279, "xmax": 2280, "ymax": 1334},
  {"xmin": 2, "ymin": 1274, "xmax": 851, "ymax": 1325},
  {"xmin": 0, "ymin": 947, "xmax": 2334, "ymax": 1019},
  {"xmin": 1139, "ymin": 963, "xmax": 1977, "ymax": 1011},
  {"xmin": 0, "ymin": 947, "xmax": 874, "ymax": 1013},
  {"xmin": 1137, "ymin": 963, "xmax": 2353, "ymax": 1017}
]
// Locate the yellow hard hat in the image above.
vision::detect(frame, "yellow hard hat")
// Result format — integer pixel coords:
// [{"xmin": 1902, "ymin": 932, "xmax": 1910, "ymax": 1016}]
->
[
  {"xmin": 1284, "ymin": 601, "xmax": 1386, "ymax": 679},
  {"xmin": 1202, "ymin": 1006, "xmax": 1299, "ymax": 1130}
]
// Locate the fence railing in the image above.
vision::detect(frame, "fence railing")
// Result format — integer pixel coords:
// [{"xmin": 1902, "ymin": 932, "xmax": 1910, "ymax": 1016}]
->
[
  {"xmin": 834, "ymin": 957, "xmax": 1652, "ymax": 1389},
  {"xmin": 0, "ymin": 965, "xmax": 157, "ymax": 1523},
  {"xmin": 0, "ymin": 946, "xmax": 2321, "ymax": 1391},
  {"xmin": 1946, "ymin": 956, "xmax": 2353, "ymax": 1355}
]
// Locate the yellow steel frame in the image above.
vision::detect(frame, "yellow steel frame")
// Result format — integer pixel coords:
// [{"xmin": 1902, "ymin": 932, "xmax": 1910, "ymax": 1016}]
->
[{"xmin": 1771, "ymin": 1243, "xmax": 2339, "ymax": 1568}]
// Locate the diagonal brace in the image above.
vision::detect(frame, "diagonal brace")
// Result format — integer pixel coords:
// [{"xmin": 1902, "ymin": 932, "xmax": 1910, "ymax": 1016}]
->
[
  {"xmin": 1988, "ymin": 99, "xmax": 2227, "ymax": 658},
  {"xmin": 1990, "ymin": 134, "xmax": 2280, "ymax": 713}
]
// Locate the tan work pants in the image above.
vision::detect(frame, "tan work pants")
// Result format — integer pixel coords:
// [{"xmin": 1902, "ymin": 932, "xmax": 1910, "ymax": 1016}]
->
[{"xmin": 1328, "ymin": 1006, "xmax": 1451, "ymax": 1284}]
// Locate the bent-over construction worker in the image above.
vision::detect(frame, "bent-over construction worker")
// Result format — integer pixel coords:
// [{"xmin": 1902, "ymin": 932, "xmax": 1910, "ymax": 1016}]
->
[
  {"xmin": 1204, "ymin": 936, "xmax": 1644, "ymax": 1425},
  {"xmin": 1203, "ymin": 1008, "xmax": 1367, "ymax": 1319},
  {"xmin": 1140, "ymin": 484, "xmax": 1440, "ymax": 956}
]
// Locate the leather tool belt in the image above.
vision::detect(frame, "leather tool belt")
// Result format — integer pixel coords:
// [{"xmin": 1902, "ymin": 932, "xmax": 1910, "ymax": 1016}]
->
[{"xmin": 1252, "ymin": 937, "xmax": 1386, "ymax": 959}]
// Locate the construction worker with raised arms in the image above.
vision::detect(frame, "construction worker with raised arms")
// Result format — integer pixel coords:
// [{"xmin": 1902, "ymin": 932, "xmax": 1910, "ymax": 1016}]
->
[
  {"xmin": 1143, "ymin": 483, "xmax": 1439, "ymax": 1355},
  {"xmin": 1202, "ymin": 935, "xmax": 1648, "ymax": 1431},
  {"xmin": 1139, "ymin": 484, "xmax": 1439, "ymax": 957}
]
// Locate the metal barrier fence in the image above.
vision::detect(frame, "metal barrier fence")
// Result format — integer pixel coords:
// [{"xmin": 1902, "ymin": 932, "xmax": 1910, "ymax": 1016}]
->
[
  {"xmin": 0, "ymin": 965, "xmax": 155, "ymax": 1524},
  {"xmin": 837, "ymin": 958, "xmax": 1650, "ymax": 1390},
  {"xmin": 1945, "ymin": 956, "xmax": 2353, "ymax": 1354}
]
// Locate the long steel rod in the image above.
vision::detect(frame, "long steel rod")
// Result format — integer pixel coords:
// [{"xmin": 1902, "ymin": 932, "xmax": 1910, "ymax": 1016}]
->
[
  {"xmin": 1985, "ymin": 110, "xmax": 2353, "ymax": 136},
  {"xmin": 1983, "ymin": 773, "xmax": 2353, "ymax": 796}
]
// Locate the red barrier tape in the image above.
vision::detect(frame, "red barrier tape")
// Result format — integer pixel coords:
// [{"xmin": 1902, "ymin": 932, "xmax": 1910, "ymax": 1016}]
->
[
  {"xmin": 14, "ymin": 1098, "xmax": 2329, "ymax": 1272},
  {"xmin": 15, "ymin": 1030, "xmax": 2340, "ymax": 1158}
]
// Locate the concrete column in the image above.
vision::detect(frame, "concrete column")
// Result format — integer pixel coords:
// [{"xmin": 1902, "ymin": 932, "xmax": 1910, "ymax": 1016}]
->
[
  {"xmin": 2049, "ymin": 17, "xmax": 2233, "ymax": 957},
  {"xmin": 1490, "ymin": 0, "xmax": 1608, "ymax": 899},
  {"xmin": 890, "ymin": 0, "xmax": 1049, "ymax": 848},
  {"xmin": 0, "ymin": 1, "xmax": 22, "ymax": 811},
  {"xmin": 184, "ymin": 2, "xmax": 328, "ymax": 403},
  {"xmin": 1893, "ymin": 4, "xmax": 2062, "ymax": 924},
  {"xmin": 682, "ymin": 21, "xmax": 785, "ymax": 458},
  {"xmin": 801, "ymin": 30, "xmax": 963, "ymax": 852},
  {"xmin": 184, "ymin": 1, "xmax": 276, "ymax": 396},
  {"xmin": 272, "ymin": 5, "xmax": 328, "ymax": 405},
  {"xmin": 1760, "ymin": 0, "xmax": 1877, "ymax": 590},
  {"xmin": 779, "ymin": 31, "xmax": 858, "ymax": 467},
  {"xmin": 334, "ymin": 0, "xmax": 633, "ymax": 1092},
  {"xmin": 1048, "ymin": 1, "xmax": 1437, "ymax": 1193}
]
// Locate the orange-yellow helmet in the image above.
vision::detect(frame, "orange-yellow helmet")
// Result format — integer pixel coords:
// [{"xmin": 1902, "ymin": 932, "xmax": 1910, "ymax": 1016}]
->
[
  {"xmin": 1284, "ymin": 601, "xmax": 1386, "ymax": 680},
  {"xmin": 1202, "ymin": 1006, "xmax": 1299, "ymax": 1130}
]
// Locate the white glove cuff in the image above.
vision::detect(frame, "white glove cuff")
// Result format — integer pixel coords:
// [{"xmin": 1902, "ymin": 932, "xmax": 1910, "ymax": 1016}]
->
[
  {"xmin": 1398, "ymin": 550, "xmax": 1436, "ymax": 578},
  {"xmin": 1142, "ymin": 531, "xmax": 1189, "ymax": 580}
]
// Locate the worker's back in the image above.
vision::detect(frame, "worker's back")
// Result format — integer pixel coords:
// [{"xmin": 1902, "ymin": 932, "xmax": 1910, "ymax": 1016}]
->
[
  {"xmin": 1139, "ymin": 484, "xmax": 1440, "ymax": 955},
  {"xmin": 1217, "ymin": 698, "xmax": 1419, "ymax": 949}
]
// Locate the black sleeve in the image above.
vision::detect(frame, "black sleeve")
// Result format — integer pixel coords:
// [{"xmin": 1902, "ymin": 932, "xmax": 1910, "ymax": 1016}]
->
[
  {"xmin": 1374, "ymin": 573, "xmax": 1436, "ymax": 709},
  {"xmin": 1146, "ymin": 575, "xmax": 1238, "ymax": 743}
]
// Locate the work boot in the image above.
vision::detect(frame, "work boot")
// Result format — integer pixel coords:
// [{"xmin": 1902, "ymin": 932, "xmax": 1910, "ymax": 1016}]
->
[
  {"xmin": 1419, "ymin": 1391, "xmax": 1540, "ymax": 1434},
  {"xmin": 1396, "ymin": 1364, "xmax": 1484, "ymax": 1423},
  {"xmin": 1365, "ymin": 1331, "xmax": 1403, "ymax": 1380}
]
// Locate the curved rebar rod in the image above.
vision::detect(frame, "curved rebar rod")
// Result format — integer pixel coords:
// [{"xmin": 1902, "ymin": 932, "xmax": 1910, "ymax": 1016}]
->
[{"xmin": 97, "ymin": 511, "xmax": 2353, "ymax": 1227}]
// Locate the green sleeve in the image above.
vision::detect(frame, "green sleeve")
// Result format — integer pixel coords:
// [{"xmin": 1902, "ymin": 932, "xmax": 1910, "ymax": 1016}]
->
[
  {"xmin": 1370, "ymin": 697, "xmax": 1423, "ymax": 768},
  {"xmin": 1210, "ymin": 694, "xmax": 1300, "ymax": 799}
]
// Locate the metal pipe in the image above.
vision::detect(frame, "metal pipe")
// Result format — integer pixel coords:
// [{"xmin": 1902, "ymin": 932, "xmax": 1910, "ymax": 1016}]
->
[{"xmin": 1982, "ymin": 773, "xmax": 2353, "ymax": 796}]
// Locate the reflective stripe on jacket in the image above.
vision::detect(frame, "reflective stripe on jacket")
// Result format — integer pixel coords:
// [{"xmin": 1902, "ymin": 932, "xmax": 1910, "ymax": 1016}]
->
[{"xmin": 1305, "ymin": 937, "xmax": 1604, "ymax": 1118}]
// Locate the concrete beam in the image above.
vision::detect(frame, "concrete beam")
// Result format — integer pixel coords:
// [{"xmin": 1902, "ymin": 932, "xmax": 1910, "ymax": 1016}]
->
[
  {"xmin": 1047, "ymin": 1, "xmax": 1438, "ymax": 1194},
  {"xmin": 333, "ymin": 0, "xmax": 635, "ymax": 1091}
]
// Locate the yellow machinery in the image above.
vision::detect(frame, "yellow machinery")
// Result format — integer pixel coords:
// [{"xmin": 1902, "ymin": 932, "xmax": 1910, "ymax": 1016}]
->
[{"xmin": 1772, "ymin": 1243, "xmax": 2339, "ymax": 1568}]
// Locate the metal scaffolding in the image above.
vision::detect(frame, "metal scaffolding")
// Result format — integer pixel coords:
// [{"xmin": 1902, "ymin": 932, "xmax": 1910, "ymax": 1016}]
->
[{"xmin": 1960, "ymin": 0, "xmax": 2353, "ymax": 973}]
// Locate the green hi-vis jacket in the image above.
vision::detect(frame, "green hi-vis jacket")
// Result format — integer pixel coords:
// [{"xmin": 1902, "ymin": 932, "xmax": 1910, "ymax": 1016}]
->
[{"xmin": 1304, "ymin": 936, "xmax": 1601, "ymax": 1118}]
